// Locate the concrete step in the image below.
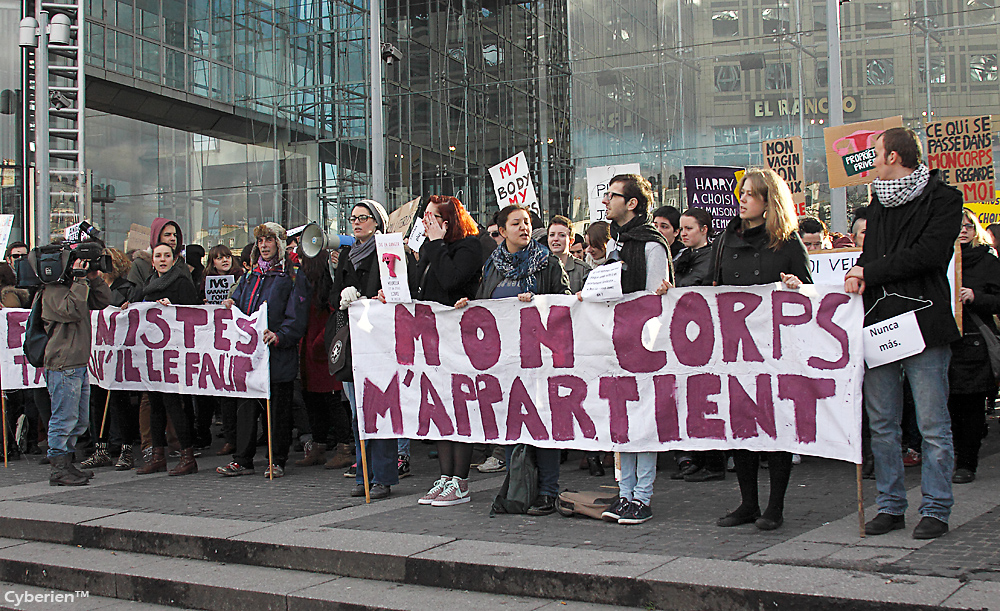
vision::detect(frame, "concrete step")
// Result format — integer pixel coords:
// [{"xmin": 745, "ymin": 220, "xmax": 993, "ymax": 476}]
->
[
  {"xmin": 0, "ymin": 502, "xmax": 976, "ymax": 611},
  {"xmin": 0, "ymin": 540, "xmax": 619, "ymax": 611}
]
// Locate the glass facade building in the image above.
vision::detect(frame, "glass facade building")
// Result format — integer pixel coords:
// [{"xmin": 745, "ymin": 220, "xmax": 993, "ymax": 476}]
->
[{"xmin": 0, "ymin": 0, "xmax": 997, "ymax": 247}]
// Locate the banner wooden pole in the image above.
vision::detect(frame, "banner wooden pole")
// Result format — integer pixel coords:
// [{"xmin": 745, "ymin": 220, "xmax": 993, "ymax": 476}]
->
[
  {"xmin": 266, "ymin": 398, "xmax": 274, "ymax": 480},
  {"xmin": 857, "ymin": 464, "xmax": 865, "ymax": 538},
  {"xmin": 359, "ymin": 438, "xmax": 371, "ymax": 503},
  {"xmin": 1, "ymin": 392, "xmax": 7, "ymax": 468},
  {"xmin": 98, "ymin": 389, "xmax": 112, "ymax": 438}
]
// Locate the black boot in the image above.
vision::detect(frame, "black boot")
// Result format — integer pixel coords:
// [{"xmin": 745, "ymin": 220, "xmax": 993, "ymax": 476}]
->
[{"xmin": 50, "ymin": 455, "xmax": 88, "ymax": 486}]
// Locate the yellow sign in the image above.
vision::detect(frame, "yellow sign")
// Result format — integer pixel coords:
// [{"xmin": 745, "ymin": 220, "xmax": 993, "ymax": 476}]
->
[{"xmin": 964, "ymin": 192, "xmax": 1000, "ymax": 227}]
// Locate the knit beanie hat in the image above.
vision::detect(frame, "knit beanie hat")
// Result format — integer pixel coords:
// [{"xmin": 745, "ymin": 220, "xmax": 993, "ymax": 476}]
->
[{"xmin": 355, "ymin": 199, "xmax": 389, "ymax": 233}]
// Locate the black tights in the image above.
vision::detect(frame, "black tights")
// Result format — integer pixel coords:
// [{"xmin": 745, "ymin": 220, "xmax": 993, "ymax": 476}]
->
[
  {"xmin": 731, "ymin": 450, "xmax": 793, "ymax": 522},
  {"xmin": 436, "ymin": 440, "xmax": 474, "ymax": 479}
]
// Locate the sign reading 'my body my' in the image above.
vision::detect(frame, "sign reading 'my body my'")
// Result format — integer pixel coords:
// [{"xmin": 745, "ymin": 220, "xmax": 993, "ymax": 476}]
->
[
  {"xmin": 0, "ymin": 304, "xmax": 271, "ymax": 398},
  {"xmin": 351, "ymin": 286, "xmax": 864, "ymax": 463}
]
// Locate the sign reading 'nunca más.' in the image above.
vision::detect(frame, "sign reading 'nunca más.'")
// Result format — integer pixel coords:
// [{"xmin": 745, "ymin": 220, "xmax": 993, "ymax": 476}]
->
[{"xmin": 351, "ymin": 286, "xmax": 865, "ymax": 463}]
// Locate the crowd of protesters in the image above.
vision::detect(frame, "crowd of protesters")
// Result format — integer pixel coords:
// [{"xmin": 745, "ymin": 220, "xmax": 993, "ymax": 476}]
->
[{"xmin": 1, "ymin": 128, "xmax": 994, "ymax": 540}]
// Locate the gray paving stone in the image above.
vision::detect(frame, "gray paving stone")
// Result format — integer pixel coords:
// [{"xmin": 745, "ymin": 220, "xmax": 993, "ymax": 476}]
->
[
  {"xmin": 745, "ymin": 541, "xmax": 842, "ymax": 562},
  {"xmin": 941, "ymin": 580, "xmax": 1000, "ymax": 610},
  {"xmin": 85, "ymin": 511, "xmax": 267, "ymax": 540}
]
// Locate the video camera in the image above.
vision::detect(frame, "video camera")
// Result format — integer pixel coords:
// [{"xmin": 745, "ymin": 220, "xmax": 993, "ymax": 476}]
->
[{"xmin": 16, "ymin": 221, "xmax": 113, "ymax": 287}]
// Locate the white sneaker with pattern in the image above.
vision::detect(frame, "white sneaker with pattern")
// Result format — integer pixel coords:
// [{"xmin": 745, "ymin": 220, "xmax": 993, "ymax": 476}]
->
[
  {"xmin": 419, "ymin": 476, "xmax": 450, "ymax": 505},
  {"xmin": 431, "ymin": 476, "xmax": 470, "ymax": 506}
]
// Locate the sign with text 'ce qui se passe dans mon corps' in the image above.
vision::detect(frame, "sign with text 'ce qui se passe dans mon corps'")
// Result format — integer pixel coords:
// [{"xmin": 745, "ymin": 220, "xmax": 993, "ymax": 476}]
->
[
  {"xmin": 0, "ymin": 303, "xmax": 271, "ymax": 398},
  {"xmin": 350, "ymin": 285, "xmax": 865, "ymax": 463}
]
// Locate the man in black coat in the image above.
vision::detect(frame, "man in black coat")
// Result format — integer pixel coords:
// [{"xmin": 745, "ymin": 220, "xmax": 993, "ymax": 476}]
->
[{"xmin": 845, "ymin": 127, "xmax": 963, "ymax": 540}]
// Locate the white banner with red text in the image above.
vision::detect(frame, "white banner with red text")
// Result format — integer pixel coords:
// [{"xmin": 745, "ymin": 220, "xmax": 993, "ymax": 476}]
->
[
  {"xmin": 0, "ymin": 303, "xmax": 270, "ymax": 398},
  {"xmin": 351, "ymin": 285, "xmax": 865, "ymax": 463}
]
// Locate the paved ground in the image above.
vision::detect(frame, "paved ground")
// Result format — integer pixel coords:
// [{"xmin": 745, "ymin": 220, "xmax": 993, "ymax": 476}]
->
[{"xmin": 1, "ymin": 413, "xmax": 998, "ymax": 585}]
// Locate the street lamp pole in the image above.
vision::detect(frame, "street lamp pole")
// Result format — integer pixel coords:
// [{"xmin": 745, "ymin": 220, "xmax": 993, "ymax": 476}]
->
[
  {"xmin": 370, "ymin": 0, "xmax": 386, "ymax": 206},
  {"xmin": 826, "ymin": 0, "xmax": 847, "ymax": 233}
]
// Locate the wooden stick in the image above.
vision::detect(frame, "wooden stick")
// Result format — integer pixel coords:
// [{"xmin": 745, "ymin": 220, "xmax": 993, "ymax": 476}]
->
[
  {"xmin": 359, "ymin": 437, "xmax": 371, "ymax": 503},
  {"xmin": 266, "ymin": 398, "xmax": 274, "ymax": 480},
  {"xmin": 1, "ymin": 392, "xmax": 7, "ymax": 468},
  {"xmin": 857, "ymin": 463, "xmax": 865, "ymax": 538},
  {"xmin": 98, "ymin": 389, "xmax": 112, "ymax": 438}
]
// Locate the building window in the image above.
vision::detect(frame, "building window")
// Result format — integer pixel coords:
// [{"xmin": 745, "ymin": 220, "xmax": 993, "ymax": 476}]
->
[
  {"xmin": 815, "ymin": 61, "xmax": 828, "ymax": 88},
  {"xmin": 865, "ymin": 4, "xmax": 892, "ymax": 29},
  {"xmin": 762, "ymin": 8, "xmax": 789, "ymax": 35},
  {"xmin": 964, "ymin": 0, "xmax": 996, "ymax": 24},
  {"xmin": 867, "ymin": 59, "xmax": 894, "ymax": 85},
  {"xmin": 764, "ymin": 64, "xmax": 792, "ymax": 89},
  {"xmin": 918, "ymin": 57, "xmax": 947, "ymax": 84},
  {"xmin": 714, "ymin": 65, "xmax": 742, "ymax": 92},
  {"xmin": 970, "ymin": 54, "xmax": 998, "ymax": 81},
  {"xmin": 712, "ymin": 11, "xmax": 739, "ymax": 37},
  {"xmin": 813, "ymin": 5, "xmax": 827, "ymax": 31}
]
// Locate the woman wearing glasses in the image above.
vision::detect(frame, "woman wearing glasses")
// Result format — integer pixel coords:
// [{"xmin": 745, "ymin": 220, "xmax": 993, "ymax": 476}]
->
[
  {"xmin": 330, "ymin": 200, "xmax": 402, "ymax": 500},
  {"xmin": 948, "ymin": 209, "xmax": 1000, "ymax": 485}
]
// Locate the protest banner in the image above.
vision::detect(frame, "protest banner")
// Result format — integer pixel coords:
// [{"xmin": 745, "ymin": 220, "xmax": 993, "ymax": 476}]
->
[
  {"xmin": 204, "ymin": 275, "xmax": 235, "ymax": 304},
  {"xmin": 351, "ymin": 286, "xmax": 865, "ymax": 463},
  {"xmin": 761, "ymin": 136, "xmax": 806, "ymax": 214},
  {"xmin": 375, "ymin": 233, "xmax": 412, "ymax": 303},
  {"xmin": 386, "ymin": 197, "xmax": 421, "ymax": 235},
  {"xmin": 685, "ymin": 166, "xmax": 745, "ymax": 235},
  {"xmin": 586, "ymin": 163, "xmax": 642, "ymax": 222},
  {"xmin": 488, "ymin": 152, "xmax": 539, "ymax": 213},
  {"xmin": 823, "ymin": 116, "xmax": 903, "ymax": 188},
  {"xmin": 926, "ymin": 116, "xmax": 995, "ymax": 205},
  {"xmin": 0, "ymin": 304, "xmax": 270, "ymax": 398}
]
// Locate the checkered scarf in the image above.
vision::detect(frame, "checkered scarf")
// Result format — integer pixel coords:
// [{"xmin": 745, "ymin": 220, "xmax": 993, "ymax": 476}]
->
[{"xmin": 872, "ymin": 164, "xmax": 929, "ymax": 208}]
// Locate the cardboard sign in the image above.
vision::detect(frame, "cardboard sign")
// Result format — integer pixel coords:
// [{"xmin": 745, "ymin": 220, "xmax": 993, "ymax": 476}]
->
[
  {"xmin": 351, "ymin": 286, "xmax": 865, "ymax": 463},
  {"xmin": 581, "ymin": 261, "xmax": 623, "ymax": 301},
  {"xmin": 823, "ymin": 117, "xmax": 904, "ymax": 188},
  {"xmin": 685, "ymin": 166, "xmax": 746, "ymax": 235},
  {"xmin": 408, "ymin": 218, "xmax": 427, "ymax": 252},
  {"xmin": 0, "ymin": 304, "xmax": 270, "ymax": 398},
  {"xmin": 586, "ymin": 163, "xmax": 642, "ymax": 222},
  {"xmin": 204, "ymin": 275, "xmax": 235, "ymax": 304},
  {"xmin": 375, "ymin": 233, "xmax": 412, "ymax": 303},
  {"xmin": 926, "ymin": 116, "xmax": 995, "ymax": 204},
  {"xmin": 126, "ymin": 224, "xmax": 151, "ymax": 252},
  {"xmin": 488, "ymin": 152, "xmax": 539, "ymax": 213},
  {"xmin": 762, "ymin": 137, "xmax": 806, "ymax": 214},
  {"xmin": 0, "ymin": 215, "xmax": 14, "ymax": 253},
  {"xmin": 387, "ymin": 197, "xmax": 421, "ymax": 235},
  {"xmin": 863, "ymin": 311, "xmax": 926, "ymax": 368}
]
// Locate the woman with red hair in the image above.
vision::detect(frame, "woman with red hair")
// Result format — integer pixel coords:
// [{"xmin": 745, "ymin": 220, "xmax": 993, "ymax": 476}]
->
[{"xmin": 414, "ymin": 195, "xmax": 484, "ymax": 506}]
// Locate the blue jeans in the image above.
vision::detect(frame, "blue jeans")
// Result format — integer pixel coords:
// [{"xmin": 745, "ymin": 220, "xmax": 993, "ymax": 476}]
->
[
  {"xmin": 344, "ymin": 382, "xmax": 399, "ymax": 487},
  {"xmin": 505, "ymin": 446, "xmax": 560, "ymax": 497},
  {"xmin": 864, "ymin": 345, "xmax": 954, "ymax": 522},
  {"xmin": 397, "ymin": 438, "xmax": 410, "ymax": 458},
  {"xmin": 46, "ymin": 367, "xmax": 91, "ymax": 458},
  {"xmin": 619, "ymin": 451, "xmax": 657, "ymax": 505}
]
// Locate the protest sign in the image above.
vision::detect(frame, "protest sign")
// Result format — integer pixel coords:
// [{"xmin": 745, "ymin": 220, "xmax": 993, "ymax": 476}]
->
[
  {"xmin": 387, "ymin": 197, "xmax": 421, "ymax": 235},
  {"xmin": 926, "ymin": 116, "xmax": 995, "ymax": 204},
  {"xmin": 808, "ymin": 248, "xmax": 861, "ymax": 286},
  {"xmin": 488, "ymin": 152, "xmax": 539, "ymax": 213},
  {"xmin": 376, "ymin": 233, "xmax": 412, "ymax": 303},
  {"xmin": 408, "ymin": 218, "xmax": 427, "ymax": 252},
  {"xmin": 761, "ymin": 137, "xmax": 806, "ymax": 214},
  {"xmin": 204, "ymin": 275, "xmax": 235, "ymax": 304},
  {"xmin": 685, "ymin": 166, "xmax": 745, "ymax": 235},
  {"xmin": 126, "ymin": 224, "xmax": 151, "ymax": 252},
  {"xmin": 823, "ymin": 116, "xmax": 903, "ymax": 188},
  {"xmin": 581, "ymin": 261, "xmax": 623, "ymax": 301},
  {"xmin": 351, "ymin": 285, "xmax": 865, "ymax": 463},
  {"xmin": 586, "ymin": 163, "xmax": 642, "ymax": 222},
  {"xmin": 0, "ymin": 215, "xmax": 14, "ymax": 253},
  {"xmin": 0, "ymin": 304, "xmax": 271, "ymax": 397},
  {"xmin": 965, "ymin": 194, "xmax": 1000, "ymax": 227}
]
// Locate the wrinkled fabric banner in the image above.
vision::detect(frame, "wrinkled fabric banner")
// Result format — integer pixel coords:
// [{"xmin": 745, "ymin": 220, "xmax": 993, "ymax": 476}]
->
[
  {"xmin": 0, "ymin": 303, "xmax": 270, "ymax": 398},
  {"xmin": 351, "ymin": 285, "xmax": 865, "ymax": 463}
]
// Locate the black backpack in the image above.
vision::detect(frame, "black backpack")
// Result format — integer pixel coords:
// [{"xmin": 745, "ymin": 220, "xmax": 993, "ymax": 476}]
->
[
  {"xmin": 24, "ymin": 290, "xmax": 50, "ymax": 368},
  {"xmin": 490, "ymin": 444, "xmax": 538, "ymax": 516}
]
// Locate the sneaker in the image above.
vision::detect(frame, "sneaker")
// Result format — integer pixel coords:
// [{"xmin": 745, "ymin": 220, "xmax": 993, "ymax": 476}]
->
[
  {"xmin": 527, "ymin": 494, "xmax": 556, "ymax": 516},
  {"xmin": 726, "ymin": 456, "xmax": 736, "ymax": 472},
  {"xmin": 618, "ymin": 501, "xmax": 653, "ymax": 525},
  {"xmin": 217, "ymin": 462, "xmax": 254, "ymax": 476},
  {"xmin": 115, "ymin": 445, "xmax": 134, "ymax": 471},
  {"xmin": 477, "ymin": 456, "xmax": 505, "ymax": 473},
  {"xmin": 601, "ymin": 497, "xmax": 631, "ymax": 522},
  {"xmin": 792, "ymin": 454, "xmax": 802, "ymax": 465},
  {"xmin": 902, "ymin": 448, "xmax": 922, "ymax": 467},
  {"xmin": 397, "ymin": 455, "xmax": 411, "ymax": 478},
  {"xmin": 419, "ymin": 476, "xmax": 451, "ymax": 505},
  {"xmin": 344, "ymin": 463, "xmax": 357, "ymax": 478},
  {"xmin": 432, "ymin": 477, "xmax": 470, "ymax": 506},
  {"xmin": 263, "ymin": 464, "xmax": 284, "ymax": 478}
]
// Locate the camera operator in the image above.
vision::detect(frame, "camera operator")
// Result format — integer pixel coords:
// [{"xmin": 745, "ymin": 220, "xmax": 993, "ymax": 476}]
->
[{"xmin": 42, "ymin": 248, "xmax": 112, "ymax": 486}]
